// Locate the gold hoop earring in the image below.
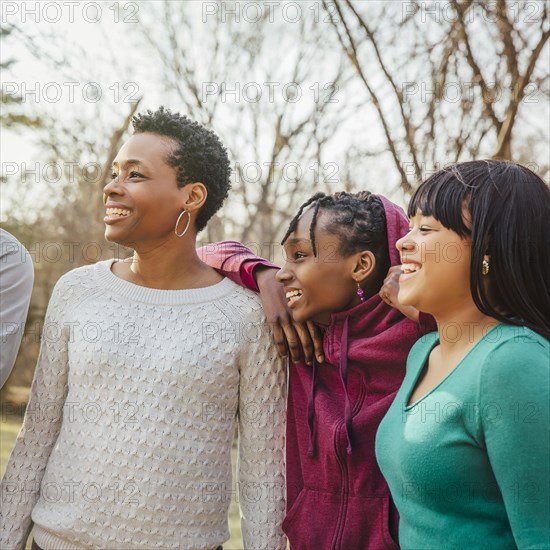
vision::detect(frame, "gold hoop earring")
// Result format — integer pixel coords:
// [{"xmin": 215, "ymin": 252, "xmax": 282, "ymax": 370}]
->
[
  {"xmin": 482, "ymin": 259, "xmax": 490, "ymax": 276},
  {"xmin": 175, "ymin": 209, "xmax": 191, "ymax": 237}
]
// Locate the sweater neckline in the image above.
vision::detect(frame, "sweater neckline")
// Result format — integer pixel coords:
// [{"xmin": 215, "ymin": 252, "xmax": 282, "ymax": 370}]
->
[
  {"xmin": 403, "ymin": 323, "xmax": 504, "ymax": 410},
  {"xmin": 95, "ymin": 258, "xmax": 236, "ymax": 306}
]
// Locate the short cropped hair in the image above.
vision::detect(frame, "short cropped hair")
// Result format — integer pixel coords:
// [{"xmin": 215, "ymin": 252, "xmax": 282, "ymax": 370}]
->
[{"xmin": 132, "ymin": 107, "xmax": 231, "ymax": 231}]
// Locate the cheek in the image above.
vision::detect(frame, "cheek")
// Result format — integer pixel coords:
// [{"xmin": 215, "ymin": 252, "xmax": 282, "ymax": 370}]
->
[
  {"xmin": 312, "ymin": 269, "xmax": 355, "ymax": 304},
  {"xmin": 140, "ymin": 200, "xmax": 178, "ymax": 226},
  {"xmin": 439, "ymin": 243, "xmax": 471, "ymax": 281},
  {"xmin": 309, "ymin": 262, "xmax": 344, "ymax": 286}
]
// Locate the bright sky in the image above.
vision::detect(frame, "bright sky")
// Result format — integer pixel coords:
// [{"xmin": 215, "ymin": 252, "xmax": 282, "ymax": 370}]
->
[
  {"xmin": 2, "ymin": 1, "xmax": 385, "ymax": 221},
  {"xmin": 1, "ymin": 1, "xmax": 548, "ymax": 224}
]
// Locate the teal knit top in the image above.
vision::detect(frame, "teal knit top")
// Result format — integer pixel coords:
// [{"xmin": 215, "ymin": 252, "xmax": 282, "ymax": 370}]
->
[{"xmin": 376, "ymin": 324, "xmax": 550, "ymax": 549}]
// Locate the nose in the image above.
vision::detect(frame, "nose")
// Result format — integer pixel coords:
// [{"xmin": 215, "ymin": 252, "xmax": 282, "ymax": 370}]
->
[
  {"xmin": 276, "ymin": 264, "xmax": 292, "ymax": 284},
  {"xmin": 396, "ymin": 234, "xmax": 406, "ymax": 252},
  {"xmin": 396, "ymin": 234, "xmax": 417, "ymax": 260},
  {"xmin": 103, "ymin": 174, "xmax": 124, "ymax": 202}
]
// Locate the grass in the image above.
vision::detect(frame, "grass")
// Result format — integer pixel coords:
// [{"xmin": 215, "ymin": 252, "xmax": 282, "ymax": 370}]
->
[{"xmin": 1, "ymin": 415, "xmax": 244, "ymax": 549}]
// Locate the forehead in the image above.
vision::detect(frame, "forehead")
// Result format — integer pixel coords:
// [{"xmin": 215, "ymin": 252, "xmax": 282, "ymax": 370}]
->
[
  {"xmin": 410, "ymin": 207, "xmax": 472, "ymax": 228},
  {"xmin": 288, "ymin": 207, "xmax": 337, "ymax": 242},
  {"xmin": 114, "ymin": 133, "xmax": 176, "ymax": 166}
]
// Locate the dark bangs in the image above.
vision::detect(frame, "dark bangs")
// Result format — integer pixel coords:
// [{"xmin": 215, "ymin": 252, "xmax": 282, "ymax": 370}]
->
[
  {"xmin": 407, "ymin": 166, "xmax": 472, "ymax": 237},
  {"xmin": 408, "ymin": 159, "xmax": 550, "ymax": 341}
]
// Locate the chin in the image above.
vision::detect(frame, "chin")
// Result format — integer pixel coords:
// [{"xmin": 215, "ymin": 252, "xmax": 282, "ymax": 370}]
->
[
  {"xmin": 310, "ymin": 312, "xmax": 332, "ymax": 325},
  {"xmin": 291, "ymin": 310, "xmax": 309, "ymax": 323},
  {"xmin": 397, "ymin": 289, "xmax": 417, "ymax": 308},
  {"xmin": 104, "ymin": 231, "xmax": 130, "ymax": 249}
]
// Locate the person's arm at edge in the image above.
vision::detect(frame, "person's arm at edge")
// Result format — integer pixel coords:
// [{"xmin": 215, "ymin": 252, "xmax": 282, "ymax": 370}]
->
[
  {"xmin": 0, "ymin": 235, "xmax": 34, "ymax": 388},
  {"xmin": 237, "ymin": 307, "xmax": 287, "ymax": 549},
  {"xmin": 197, "ymin": 240, "xmax": 278, "ymax": 291}
]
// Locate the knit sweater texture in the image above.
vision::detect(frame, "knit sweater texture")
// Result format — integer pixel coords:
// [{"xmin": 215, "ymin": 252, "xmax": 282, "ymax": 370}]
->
[{"xmin": 0, "ymin": 259, "xmax": 287, "ymax": 550}]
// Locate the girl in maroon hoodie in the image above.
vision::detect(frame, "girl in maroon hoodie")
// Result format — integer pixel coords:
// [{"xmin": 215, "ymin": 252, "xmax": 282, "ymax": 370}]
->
[{"xmin": 212, "ymin": 191, "xmax": 435, "ymax": 549}]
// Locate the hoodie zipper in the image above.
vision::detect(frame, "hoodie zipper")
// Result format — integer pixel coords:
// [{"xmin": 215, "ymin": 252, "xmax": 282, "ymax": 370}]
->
[
  {"xmin": 330, "ymin": 373, "xmax": 367, "ymax": 549},
  {"xmin": 331, "ymin": 417, "xmax": 349, "ymax": 550}
]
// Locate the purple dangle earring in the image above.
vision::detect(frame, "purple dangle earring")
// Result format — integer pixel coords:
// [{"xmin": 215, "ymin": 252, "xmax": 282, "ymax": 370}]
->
[{"xmin": 356, "ymin": 282, "xmax": 365, "ymax": 303}]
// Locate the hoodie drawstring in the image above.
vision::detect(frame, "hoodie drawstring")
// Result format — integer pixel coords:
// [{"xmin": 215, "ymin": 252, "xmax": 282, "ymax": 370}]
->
[
  {"xmin": 307, "ymin": 315, "xmax": 354, "ymax": 458},
  {"xmin": 339, "ymin": 316, "xmax": 353, "ymax": 454},
  {"xmin": 307, "ymin": 356, "xmax": 318, "ymax": 458}
]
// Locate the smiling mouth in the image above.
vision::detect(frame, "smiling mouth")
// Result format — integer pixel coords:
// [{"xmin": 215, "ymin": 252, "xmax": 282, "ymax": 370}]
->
[
  {"xmin": 286, "ymin": 289, "xmax": 303, "ymax": 306},
  {"xmin": 105, "ymin": 208, "xmax": 131, "ymax": 217},
  {"xmin": 401, "ymin": 263, "xmax": 421, "ymax": 274}
]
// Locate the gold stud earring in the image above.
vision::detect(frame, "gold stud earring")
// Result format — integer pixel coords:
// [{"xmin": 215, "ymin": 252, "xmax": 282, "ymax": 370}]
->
[{"xmin": 482, "ymin": 258, "xmax": 490, "ymax": 276}]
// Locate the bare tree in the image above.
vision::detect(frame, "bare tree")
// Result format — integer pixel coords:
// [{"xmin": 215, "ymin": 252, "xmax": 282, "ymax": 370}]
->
[
  {"xmin": 139, "ymin": 0, "xmax": 355, "ymax": 247},
  {"xmin": 2, "ymin": 47, "xmax": 140, "ymax": 390},
  {"xmin": 0, "ymin": 25, "xmax": 43, "ymax": 133},
  {"xmin": 325, "ymin": 0, "xmax": 549, "ymax": 191}
]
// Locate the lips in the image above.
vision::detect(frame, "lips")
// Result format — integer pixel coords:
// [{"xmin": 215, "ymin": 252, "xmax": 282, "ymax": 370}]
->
[
  {"xmin": 106, "ymin": 207, "xmax": 130, "ymax": 216},
  {"xmin": 104, "ymin": 204, "xmax": 132, "ymax": 224},
  {"xmin": 401, "ymin": 262, "xmax": 421, "ymax": 274},
  {"xmin": 285, "ymin": 288, "xmax": 303, "ymax": 307},
  {"xmin": 399, "ymin": 261, "xmax": 422, "ymax": 283}
]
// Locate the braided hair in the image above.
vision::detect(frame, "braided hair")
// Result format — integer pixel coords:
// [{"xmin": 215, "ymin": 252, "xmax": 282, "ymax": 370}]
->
[{"xmin": 281, "ymin": 191, "xmax": 390, "ymax": 275}]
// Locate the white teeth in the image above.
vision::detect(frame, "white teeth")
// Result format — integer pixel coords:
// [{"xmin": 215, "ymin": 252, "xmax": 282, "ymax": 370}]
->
[
  {"xmin": 106, "ymin": 207, "xmax": 131, "ymax": 217},
  {"xmin": 402, "ymin": 263, "xmax": 420, "ymax": 274},
  {"xmin": 286, "ymin": 290, "xmax": 303, "ymax": 300}
]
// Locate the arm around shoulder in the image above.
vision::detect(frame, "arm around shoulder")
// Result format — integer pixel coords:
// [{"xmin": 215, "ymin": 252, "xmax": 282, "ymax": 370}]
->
[{"xmin": 197, "ymin": 240, "xmax": 278, "ymax": 291}]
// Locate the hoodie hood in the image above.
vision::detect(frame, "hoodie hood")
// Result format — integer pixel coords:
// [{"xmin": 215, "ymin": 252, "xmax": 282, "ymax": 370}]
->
[
  {"xmin": 307, "ymin": 195, "xmax": 412, "ymax": 457},
  {"xmin": 326, "ymin": 194, "xmax": 410, "ymax": 360},
  {"xmin": 377, "ymin": 194, "xmax": 409, "ymax": 268}
]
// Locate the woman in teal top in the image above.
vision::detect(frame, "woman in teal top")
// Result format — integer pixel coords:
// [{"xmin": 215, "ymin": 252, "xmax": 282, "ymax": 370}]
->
[{"xmin": 376, "ymin": 160, "xmax": 550, "ymax": 549}]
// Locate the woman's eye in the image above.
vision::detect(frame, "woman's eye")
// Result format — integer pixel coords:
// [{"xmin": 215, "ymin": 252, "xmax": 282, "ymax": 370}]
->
[
  {"xmin": 129, "ymin": 171, "xmax": 143, "ymax": 178},
  {"xmin": 294, "ymin": 252, "xmax": 306, "ymax": 260},
  {"xmin": 111, "ymin": 172, "xmax": 118, "ymax": 180},
  {"xmin": 407, "ymin": 225, "xmax": 431, "ymax": 233}
]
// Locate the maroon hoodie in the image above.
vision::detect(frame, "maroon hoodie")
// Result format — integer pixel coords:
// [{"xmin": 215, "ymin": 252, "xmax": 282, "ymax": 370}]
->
[
  {"xmin": 200, "ymin": 198, "xmax": 435, "ymax": 549},
  {"xmin": 282, "ymin": 197, "xmax": 434, "ymax": 550}
]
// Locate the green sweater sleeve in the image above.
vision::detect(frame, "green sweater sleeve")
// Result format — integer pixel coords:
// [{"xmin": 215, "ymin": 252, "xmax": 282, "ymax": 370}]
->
[{"xmin": 480, "ymin": 335, "xmax": 550, "ymax": 549}]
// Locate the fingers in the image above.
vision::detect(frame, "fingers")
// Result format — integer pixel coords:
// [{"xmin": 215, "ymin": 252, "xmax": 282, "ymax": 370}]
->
[
  {"xmin": 382, "ymin": 265, "xmax": 402, "ymax": 285},
  {"xmin": 281, "ymin": 320, "xmax": 303, "ymax": 364},
  {"xmin": 271, "ymin": 323, "xmax": 290, "ymax": 359},
  {"xmin": 294, "ymin": 322, "xmax": 314, "ymax": 365},
  {"xmin": 279, "ymin": 321, "xmax": 325, "ymax": 366},
  {"xmin": 379, "ymin": 264, "xmax": 403, "ymax": 306},
  {"xmin": 271, "ymin": 318, "xmax": 324, "ymax": 366},
  {"xmin": 379, "ymin": 277, "xmax": 393, "ymax": 302},
  {"xmin": 307, "ymin": 320, "xmax": 324, "ymax": 363},
  {"xmin": 378, "ymin": 288, "xmax": 393, "ymax": 306}
]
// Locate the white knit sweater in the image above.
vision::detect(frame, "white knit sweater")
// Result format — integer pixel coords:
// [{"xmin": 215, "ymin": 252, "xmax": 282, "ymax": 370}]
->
[{"xmin": 0, "ymin": 260, "xmax": 287, "ymax": 550}]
